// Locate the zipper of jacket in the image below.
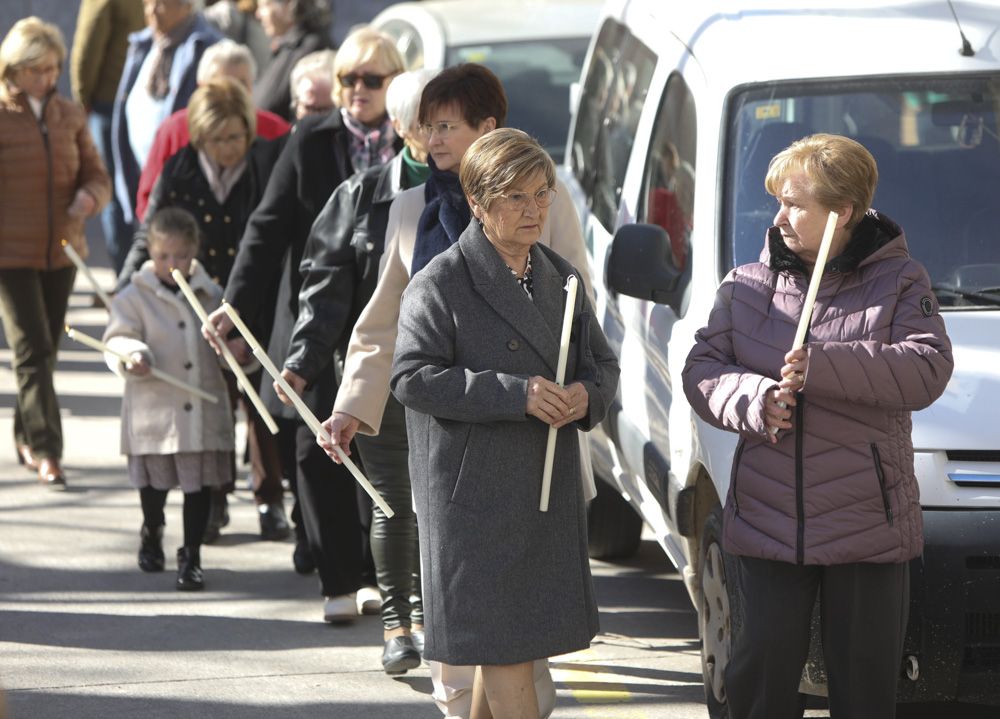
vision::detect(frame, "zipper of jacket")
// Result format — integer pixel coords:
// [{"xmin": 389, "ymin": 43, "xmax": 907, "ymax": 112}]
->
[
  {"xmin": 795, "ymin": 395, "xmax": 805, "ymax": 564},
  {"xmin": 870, "ymin": 443, "xmax": 894, "ymax": 526},
  {"xmin": 38, "ymin": 95, "xmax": 55, "ymax": 270}
]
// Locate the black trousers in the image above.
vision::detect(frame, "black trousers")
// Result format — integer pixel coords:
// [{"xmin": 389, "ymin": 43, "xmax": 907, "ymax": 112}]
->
[
  {"xmin": 294, "ymin": 421, "xmax": 362, "ymax": 597},
  {"xmin": 0, "ymin": 266, "xmax": 76, "ymax": 460},
  {"xmin": 726, "ymin": 556, "xmax": 909, "ymax": 719},
  {"xmin": 355, "ymin": 395, "xmax": 422, "ymax": 631}
]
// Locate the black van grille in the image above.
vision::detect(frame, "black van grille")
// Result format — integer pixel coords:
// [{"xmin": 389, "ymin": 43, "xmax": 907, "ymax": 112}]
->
[
  {"xmin": 966, "ymin": 612, "xmax": 1000, "ymax": 642},
  {"xmin": 947, "ymin": 450, "xmax": 1000, "ymax": 462},
  {"xmin": 963, "ymin": 646, "xmax": 1000, "ymax": 672}
]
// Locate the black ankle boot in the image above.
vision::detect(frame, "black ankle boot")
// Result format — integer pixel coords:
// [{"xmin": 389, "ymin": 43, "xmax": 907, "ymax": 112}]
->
[
  {"xmin": 176, "ymin": 546, "xmax": 204, "ymax": 591},
  {"xmin": 138, "ymin": 525, "xmax": 165, "ymax": 572}
]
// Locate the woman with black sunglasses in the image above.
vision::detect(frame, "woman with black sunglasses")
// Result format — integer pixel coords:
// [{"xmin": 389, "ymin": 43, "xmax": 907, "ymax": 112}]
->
[{"xmin": 204, "ymin": 26, "xmax": 405, "ymax": 624}]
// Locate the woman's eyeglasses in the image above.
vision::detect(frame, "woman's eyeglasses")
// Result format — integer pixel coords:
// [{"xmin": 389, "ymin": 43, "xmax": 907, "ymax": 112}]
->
[
  {"xmin": 339, "ymin": 73, "xmax": 388, "ymax": 90},
  {"xmin": 498, "ymin": 188, "xmax": 558, "ymax": 212},
  {"xmin": 417, "ymin": 121, "xmax": 463, "ymax": 139}
]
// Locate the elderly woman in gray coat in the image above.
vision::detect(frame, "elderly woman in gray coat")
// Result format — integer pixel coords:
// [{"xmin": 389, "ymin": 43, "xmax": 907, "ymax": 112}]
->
[{"xmin": 391, "ymin": 128, "xmax": 620, "ymax": 718}]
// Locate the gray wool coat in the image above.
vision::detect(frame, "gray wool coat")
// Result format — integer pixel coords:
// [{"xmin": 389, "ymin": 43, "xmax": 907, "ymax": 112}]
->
[{"xmin": 391, "ymin": 221, "xmax": 620, "ymax": 666}]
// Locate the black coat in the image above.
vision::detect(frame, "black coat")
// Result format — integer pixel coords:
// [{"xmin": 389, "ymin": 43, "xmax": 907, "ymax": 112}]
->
[
  {"xmin": 253, "ymin": 28, "xmax": 330, "ymax": 122},
  {"xmin": 116, "ymin": 137, "xmax": 284, "ymax": 292},
  {"xmin": 225, "ymin": 109, "xmax": 402, "ymax": 417},
  {"xmin": 284, "ymin": 152, "xmax": 409, "ymax": 384}
]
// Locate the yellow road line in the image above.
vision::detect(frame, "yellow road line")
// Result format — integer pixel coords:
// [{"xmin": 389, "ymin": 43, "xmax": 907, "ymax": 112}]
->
[{"xmin": 551, "ymin": 649, "xmax": 652, "ymax": 718}]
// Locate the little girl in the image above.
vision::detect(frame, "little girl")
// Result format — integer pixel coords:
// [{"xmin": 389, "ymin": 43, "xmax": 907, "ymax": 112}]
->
[{"xmin": 103, "ymin": 207, "xmax": 237, "ymax": 591}]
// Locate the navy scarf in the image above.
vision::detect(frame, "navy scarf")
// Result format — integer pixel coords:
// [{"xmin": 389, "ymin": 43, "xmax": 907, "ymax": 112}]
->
[{"xmin": 410, "ymin": 157, "xmax": 471, "ymax": 276}]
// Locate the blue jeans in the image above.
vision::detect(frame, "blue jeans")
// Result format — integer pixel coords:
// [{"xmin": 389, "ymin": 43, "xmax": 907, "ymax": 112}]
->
[{"xmin": 89, "ymin": 103, "xmax": 132, "ymax": 274}]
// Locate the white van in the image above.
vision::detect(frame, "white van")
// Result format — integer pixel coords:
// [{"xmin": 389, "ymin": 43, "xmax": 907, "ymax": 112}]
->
[{"xmin": 566, "ymin": 1, "xmax": 1000, "ymax": 714}]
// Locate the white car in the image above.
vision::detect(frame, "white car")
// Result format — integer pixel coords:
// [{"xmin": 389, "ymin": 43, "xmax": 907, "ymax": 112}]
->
[{"xmin": 371, "ymin": 0, "xmax": 603, "ymax": 163}]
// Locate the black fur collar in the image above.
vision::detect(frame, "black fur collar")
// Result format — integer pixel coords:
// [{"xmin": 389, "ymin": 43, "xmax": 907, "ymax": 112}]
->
[{"xmin": 767, "ymin": 209, "xmax": 902, "ymax": 275}]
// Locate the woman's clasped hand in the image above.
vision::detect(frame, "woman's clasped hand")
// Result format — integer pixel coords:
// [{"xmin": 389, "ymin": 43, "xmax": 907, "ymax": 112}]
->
[{"xmin": 526, "ymin": 376, "xmax": 589, "ymax": 428}]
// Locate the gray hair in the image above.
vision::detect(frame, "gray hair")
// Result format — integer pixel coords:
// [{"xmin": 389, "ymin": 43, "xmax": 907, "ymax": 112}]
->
[
  {"xmin": 290, "ymin": 48, "xmax": 336, "ymax": 99},
  {"xmin": 197, "ymin": 39, "xmax": 256, "ymax": 85},
  {"xmin": 385, "ymin": 68, "xmax": 437, "ymax": 129},
  {"xmin": 181, "ymin": 0, "xmax": 205, "ymax": 10}
]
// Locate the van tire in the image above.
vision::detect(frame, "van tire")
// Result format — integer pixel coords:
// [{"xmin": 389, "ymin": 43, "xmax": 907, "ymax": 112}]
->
[
  {"xmin": 587, "ymin": 479, "xmax": 643, "ymax": 560},
  {"xmin": 699, "ymin": 505, "xmax": 741, "ymax": 719}
]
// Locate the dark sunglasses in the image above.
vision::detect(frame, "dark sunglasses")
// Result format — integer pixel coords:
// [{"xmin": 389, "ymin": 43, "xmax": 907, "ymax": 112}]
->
[{"xmin": 339, "ymin": 73, "xmax": 388, "ymax": 90}]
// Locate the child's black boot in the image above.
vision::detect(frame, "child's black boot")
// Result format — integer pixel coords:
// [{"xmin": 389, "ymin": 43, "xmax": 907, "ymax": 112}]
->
[
  {"xmin": 138, "ymin": 524, "xmax": 165, "ymax": 572},
  {"xmin": 175, "ymin": 546, "xmax": 204, "ymax": 591}
]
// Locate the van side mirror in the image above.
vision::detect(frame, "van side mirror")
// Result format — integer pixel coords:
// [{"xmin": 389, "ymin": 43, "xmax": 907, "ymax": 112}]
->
[{"xmin": 606, "ymin": 223, "xmax": 684, "ymax": 306}]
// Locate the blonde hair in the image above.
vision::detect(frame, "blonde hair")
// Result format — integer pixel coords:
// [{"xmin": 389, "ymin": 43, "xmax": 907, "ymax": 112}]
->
[
  {"xmin": 0, "ymin": 16, "xmax": 66, "ymax": 101},
  {"xmin": 460, "ymin": 128, "xmax": 555, "ymax": 211},
  {"xmin": 187, "ymin": 78, "xmax": 257, "ymax": 149},
  {"xmin": 332, "ymin": 27, "xmax": 405, "ymax": 102},
  {"xmin": 764, "ymin": 133, "xmax": 878, "ymax": 229}
]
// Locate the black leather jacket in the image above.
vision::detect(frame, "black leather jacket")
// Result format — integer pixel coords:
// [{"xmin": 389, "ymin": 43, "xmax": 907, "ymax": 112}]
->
[{"xmin": 284, "ymin": 152, "xmax": 409, "ymax": 384}]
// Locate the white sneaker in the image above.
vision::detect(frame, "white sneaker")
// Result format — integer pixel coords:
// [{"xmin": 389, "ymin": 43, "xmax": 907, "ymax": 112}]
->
[
  {"xmin": 356, "ymin": 585, "xmax": 381, "ymax": 615},
  {"xmin": 323, "ymin": 593, "xmax": 357, "ymax": 623}
]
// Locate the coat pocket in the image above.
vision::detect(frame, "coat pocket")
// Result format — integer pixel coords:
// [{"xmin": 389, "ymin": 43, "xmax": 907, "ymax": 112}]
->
[
  {"xmin": 870, "ymin": 443, "xmax": 894, "ymax": 526},
  {"xmin": 730, "ymin": 437, "xmax": 746, "ymax": 516},
  {"xmin": 449, "ymin": 424, "xmax": 480, "ymax": 509}
]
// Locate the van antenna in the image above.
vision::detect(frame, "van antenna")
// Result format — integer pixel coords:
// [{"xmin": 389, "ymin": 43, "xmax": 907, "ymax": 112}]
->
[{"xmin": 946, "ymin": 0, "xmax": 975, "ymax": 56}]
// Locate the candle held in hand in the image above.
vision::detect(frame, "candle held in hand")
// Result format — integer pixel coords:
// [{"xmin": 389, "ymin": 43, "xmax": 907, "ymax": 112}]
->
[{"xmin": 540, "ymin": 274, "xmax": 579, "ymax": 512}]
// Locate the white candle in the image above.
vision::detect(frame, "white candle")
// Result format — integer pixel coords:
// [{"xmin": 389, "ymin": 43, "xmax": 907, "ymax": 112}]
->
[
  {"xmin": 792, "ymin": 210, "xmax": 839, "ymax": 350},
  {"xmin": 540, "ymin": 274, "xmax": 579, "ymax": 512},
  {"xmin": 62, "ymin": 240, "xmax": 113, "ymax": 309},
  {"xmin": 772, "ymin": 210, "xmax": 839, "ymax": 434},
  {"xmin": 66, "ymin": 326, "xmax": 218, "ymax": 403},
  {"xmin": 171, "ymin": 269, "xmax": 278, "ymax": 435},
  {"xmin": 220, "ymin": 302, "xmax": 394, "ymax": 518}
]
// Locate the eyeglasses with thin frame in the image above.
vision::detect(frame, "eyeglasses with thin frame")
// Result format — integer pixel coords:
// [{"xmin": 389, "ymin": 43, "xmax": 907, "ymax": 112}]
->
[
  {"xmin": 417, "ymin": 120, "xmax": 464, "ymax": 139},
  {"xmin": 339, "ymin": 73, "xmax": 388, "ymax": 90},
  {"xmin": 498, "ymin": 188, "xmax": 558, "ymax": 212}
]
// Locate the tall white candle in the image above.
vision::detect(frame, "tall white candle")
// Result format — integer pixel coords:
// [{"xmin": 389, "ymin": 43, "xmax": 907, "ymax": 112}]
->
[
  {"xmin": 66, "ymin": 326, "xmax": 218, "ymax": 403},
  {"xmin": 540, "ymin": 274, "xmax": 579, "ymax": 512},
  {"xmin": 220, "ymin": 302, "xmax": 394, "ymax": 518},
  {"xmin": 792, "ymin": 210, "xmax": 839, "ymax": 350},
  {"xmin": 171, "ymin": 269, "xmax": 278, "ymax": 435},
  {"xmin": 61, "ymin": 240, "xmax": 113, "ymax": 309},
  {"xmin": 771, "ymin": 210, "xmax": 839, "ymax": 434}
]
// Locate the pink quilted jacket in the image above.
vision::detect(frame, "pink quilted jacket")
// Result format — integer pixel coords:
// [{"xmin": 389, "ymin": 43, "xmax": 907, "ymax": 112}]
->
[{"xmin": 683, "ymin": 212, "xmax": 953, "ymax": 565}]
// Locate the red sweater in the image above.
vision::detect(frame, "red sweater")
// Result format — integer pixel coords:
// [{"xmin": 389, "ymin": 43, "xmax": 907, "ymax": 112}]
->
[{"xmin": 135, "ymin": 107, "xmax": 289, "ymax": 221}]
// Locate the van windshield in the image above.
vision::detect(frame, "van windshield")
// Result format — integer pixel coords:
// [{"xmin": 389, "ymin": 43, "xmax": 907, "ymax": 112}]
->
[{"xmin": 724, "ymin": 74, "xmax": 1000, "ymax": 309}]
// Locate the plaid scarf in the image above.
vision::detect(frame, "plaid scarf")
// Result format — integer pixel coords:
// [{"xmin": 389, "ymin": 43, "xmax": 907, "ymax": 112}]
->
[
  {"xmin": 147, "ymin": 15, "xmax": 196, "ymax": 100},
  {"xmin": 340, "ymin": 108, "xmax": 396, "ymax": 173}
]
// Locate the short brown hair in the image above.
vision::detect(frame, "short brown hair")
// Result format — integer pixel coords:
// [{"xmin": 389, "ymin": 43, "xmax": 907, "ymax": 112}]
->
[
  {"xmin": 149, "ymin": 206, "xmax": 201, "ymax": 252},
  {"xmin": 418, "ymin": 63, "xmax": 507, "ymax": 129},
  {"xmin": 460, "ymin": 128, "xmax": 554, "ymax": 211},
  {"xmin": 0, "ymin": 17, "xmax": 66, "ymax": 101},
  {"xmin": 187, "ymin": 78, "xmax": 256, "ymax": 149},
  {"xmin": 765, "ymin": 133, "xmax": 878, "ymax": 229}
]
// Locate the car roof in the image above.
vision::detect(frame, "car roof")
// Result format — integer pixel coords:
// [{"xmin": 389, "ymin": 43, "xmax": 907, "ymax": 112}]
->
[
  {"xmin": 614, "ymin": 0, "xmax": 1000, "ymax": 87},
  {"xmin": 372, "ymin": 0, "xmax": 604, "ymax": 47}
]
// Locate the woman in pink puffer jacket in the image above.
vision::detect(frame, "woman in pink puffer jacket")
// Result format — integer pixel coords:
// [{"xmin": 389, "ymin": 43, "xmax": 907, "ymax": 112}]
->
[{"xmin": 683, "ymin": 134, "xmax": 953, "ymax": 719}]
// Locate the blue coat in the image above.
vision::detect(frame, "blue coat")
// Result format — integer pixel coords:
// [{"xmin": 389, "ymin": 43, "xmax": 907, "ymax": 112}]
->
[
  {"xmin": 111, "ymin": 14, "xmax": 221, "ymax": 223},
  {"xmin": 391, "ymin": 220, "xmax": 620, "ymax": 665}
]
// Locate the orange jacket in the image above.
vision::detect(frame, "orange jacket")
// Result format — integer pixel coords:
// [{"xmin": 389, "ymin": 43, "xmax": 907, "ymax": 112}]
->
[{"xmin": 0, "ymin": 91, "xmax": 111, "ymax": 270}]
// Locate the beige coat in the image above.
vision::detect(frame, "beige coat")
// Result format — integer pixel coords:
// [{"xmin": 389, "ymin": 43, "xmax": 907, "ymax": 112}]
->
[
  {"xmin": 103, "ymin": 261, "xmax": 235, "ymax": 456},
  {"xmin": 334, "ymin": 178, "xmax": 597, "ymax": 499}
]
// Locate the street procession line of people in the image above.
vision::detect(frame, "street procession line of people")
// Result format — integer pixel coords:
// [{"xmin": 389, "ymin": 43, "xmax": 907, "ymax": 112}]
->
[{"xmin": 0, "ymin": 1, "xmax": 955, "ymax": 718}]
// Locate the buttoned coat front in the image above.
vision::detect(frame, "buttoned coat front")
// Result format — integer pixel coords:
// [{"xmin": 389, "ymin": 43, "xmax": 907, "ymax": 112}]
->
[
  {"xmin": 391, "ymin": 222, "xmax": 620, "ymax": 666},
  {"xmin": 103, "ymin": 260, "xmax": 234, "ymax": 456}
]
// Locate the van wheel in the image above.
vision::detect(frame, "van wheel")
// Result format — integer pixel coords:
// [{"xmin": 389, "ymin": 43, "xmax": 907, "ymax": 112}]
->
[
  {"xmin": 699, "ymin": 505, "xmax": 740, "ymax": 719},
  {"xmin": 587, "ymin": 479, "xmax": 643, "ymax": 560}
]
